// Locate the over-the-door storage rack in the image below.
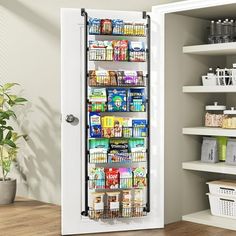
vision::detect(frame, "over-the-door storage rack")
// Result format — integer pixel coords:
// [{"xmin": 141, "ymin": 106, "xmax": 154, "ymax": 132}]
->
[{"xmin": 80, "ymin": 8, "xmax": 151, "ymax": 218}]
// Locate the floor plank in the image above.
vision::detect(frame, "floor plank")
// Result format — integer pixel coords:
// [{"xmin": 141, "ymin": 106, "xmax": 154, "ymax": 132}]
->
[{"xmin": 0, "ymin": 198, "xmax": 235, "ymax": 236}]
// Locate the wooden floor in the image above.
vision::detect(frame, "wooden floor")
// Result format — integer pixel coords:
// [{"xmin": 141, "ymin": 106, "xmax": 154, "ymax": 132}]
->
[{"xmin": 0, "ymin": 198, "xmax": 235, "ymax": 236}]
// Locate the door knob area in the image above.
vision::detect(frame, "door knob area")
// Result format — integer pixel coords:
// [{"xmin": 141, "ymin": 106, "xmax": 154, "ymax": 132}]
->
[{"xmin": 66, "ymin": 114, "xmax": 76, "ymax": 123}]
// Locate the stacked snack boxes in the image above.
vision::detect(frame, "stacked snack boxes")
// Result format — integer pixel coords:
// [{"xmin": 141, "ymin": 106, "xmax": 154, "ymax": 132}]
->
[{"xmin": 89, "ymin": 18, "xmax": 145, "ymax": 36}]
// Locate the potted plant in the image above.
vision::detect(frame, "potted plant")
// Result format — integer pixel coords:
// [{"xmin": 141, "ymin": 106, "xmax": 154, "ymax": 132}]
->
[{"xmin": 0, "ymin": 83, "xmax": 27, "ymax": 205}]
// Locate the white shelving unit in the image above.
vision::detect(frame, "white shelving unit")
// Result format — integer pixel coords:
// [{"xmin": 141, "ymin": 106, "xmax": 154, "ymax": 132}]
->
[
  {"xmin": 183, "ymin": 42, "xmax": 236, "ymax": 55},
  {"xmin": 182, "ymin": 161, "xmax": 236, "ymax": 175},
  {"xmin": 153, "ymin": 0, "xmax": 236, "ymax": 231},
  {"xmin": 183, "ymin": 86, "xmax": 236, "ymax": 93},
  {"xmin": 183, "ymin": 210, "xmax": 236, "ymax": 231},
  {"xmin": 182, "ymin": 127, "xmax": 236, "ymax": 137}
]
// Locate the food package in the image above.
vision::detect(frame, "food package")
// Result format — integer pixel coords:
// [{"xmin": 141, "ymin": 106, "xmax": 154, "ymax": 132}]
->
[{"xmin": 105, "ymin": 168, "xmax": 119, "ymax": 189}]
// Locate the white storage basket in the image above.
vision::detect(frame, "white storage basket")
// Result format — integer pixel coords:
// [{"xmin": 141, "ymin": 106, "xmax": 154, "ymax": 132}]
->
[
  {"xmin": 207, "ymin": 180, "xmax": 236, "ymax": 197},
  {"xmin": 207, "ymin": 193, "xmax": 236, "ymax": 219}
]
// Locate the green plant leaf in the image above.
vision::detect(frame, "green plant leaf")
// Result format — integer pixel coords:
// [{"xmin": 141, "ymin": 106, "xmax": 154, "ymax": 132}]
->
[
  {"xmin": 4, "ymin": 139, "xmax": 16, "ymax": 148},
  {"xmin": 15, "ymin": 97, "xmax": 27, "ymax": 103},
  {"xmin": 0, "ymin": 129, "xmax": 3, "ymax": 142},
  {"xmin": 5, "ymin": 110, "xmax": 16, "ymax": 119},
  {"xmin": 0, "ymin": 120, "xmax": 7, "ymax": 125},
  {"xmin": 0, "ymin": 112, "xmax": 10, "ymax": 120},
  {"xmin": 3, "ymin": 83, "xmax": 18, "ymax": 91},
  {"xmin": 1, "ymin": 126, "xmax": 13, "ymax": 130},
  {"xmin": 5, "ymin": 131, "xmax": 12, "ymax": 140}
]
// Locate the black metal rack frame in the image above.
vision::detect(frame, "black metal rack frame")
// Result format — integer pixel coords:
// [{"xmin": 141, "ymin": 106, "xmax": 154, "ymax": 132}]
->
[{"xmin": 81, "ymin": 8, "xmax": 151, "ymax": 217}]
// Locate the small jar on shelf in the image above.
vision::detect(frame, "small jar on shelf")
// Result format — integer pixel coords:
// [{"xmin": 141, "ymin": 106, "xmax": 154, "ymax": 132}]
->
[
  {"xmin": 222, "ymin": 107, "xmax": 236, "ymax": 129},
  {"xmin": 205, "ymin": 102, "xmax": 226, "ymax": 127}
]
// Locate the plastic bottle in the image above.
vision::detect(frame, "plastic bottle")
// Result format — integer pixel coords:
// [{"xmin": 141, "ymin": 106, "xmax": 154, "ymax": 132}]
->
[
  {"xmin": 208, "ymin": 20, "xmax": 215, "ymax": 44},
  {"xmin": 215, "ymin": 20, "xmax": 223, "ymax": 43},
  {"xmin": 230, "ymin": 20, "xmax": 234, "ymax": 42},
  {"xmin": 222, "ymin": 19, "xmax": 230, "ymax": 43},
  {"xmin": 207, "ymin": 67, "xmax": 214, "ymax": 76},
  {"xmin": 217, "ymin": 137, "xmax": 227, "ymax": 162}
]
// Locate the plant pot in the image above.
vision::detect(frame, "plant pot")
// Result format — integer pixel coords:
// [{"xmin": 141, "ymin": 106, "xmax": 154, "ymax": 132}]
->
[{"xmin": 0, "ymin": 179, "xmax": 16, "ymax": 205}]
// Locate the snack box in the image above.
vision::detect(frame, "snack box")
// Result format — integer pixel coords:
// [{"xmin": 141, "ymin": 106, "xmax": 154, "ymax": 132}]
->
[
  {"xmin": 89, "ymin": 112, "xmax": 102, "ymax": 138},
  {"xmin": 122, "ymin": 190, "xmax": 132, "ymax": 203},
  {"xmin": 101, "ymin": 19, "xmax": 112, "ymax": 35},
  {"xmin": 91, "ymin": 192, "xmax": 105, "ymax": 210},
  {"xmin": 107, "ymin": 88, "xmax": 127, "ymax": 112},
  {"xmin": 89, "ymin": 168, "xmax": 105, "ymax": 189},
  {"xmin": 107, "ymin": 191, "xmax": 120, "ymax": 210},
  {"xmin": 89, "ymin": 18, "xmax": 101, "ymax": 35},
  {"xmin": 112, "ymin": 19, "xmax": 124, "ymax": 35},
  {"xmin": 129, "ymin": 88, "xmax": 146, "ymax": 112},
  {"xmin": 108, "ymin": 153, "xmax": 131, "ymax": 163},
  {"xmin": 132, "ymin": 119, "xmax": 147, "ymax": 137},
  {"xmin": 89, "ymin": 148, "xmax": 107, "ymax": 163},
  {"xmin": 105, "ymin": 168, "xmax": 119, "ymax": 189},
  {"xmin": 128, "ymin": 138, "xmax": 145, "ymax": 151},
  {"xmin": 119, "ymin": 168, "xmax": 133, "ymax": 188},
  {"xmin": 88, "ymin": 88, "xmax": 107, "ymax": 102},
  {"xmin": 102, "ymin": 116, "xmax": 115, "ymax": 138},
  {"xmin": 133, "ymin": 167, "xmax": 147, "ymax": 188}
]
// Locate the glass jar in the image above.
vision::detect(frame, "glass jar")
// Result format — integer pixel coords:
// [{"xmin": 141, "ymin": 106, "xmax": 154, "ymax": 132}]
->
[
  {"xmin": 222, "ymin": 107, "xmax": 236, "ymax": 129},
  {"xmin": 205, "ymin": 102, "xmax": 226, "ymax": 127}
]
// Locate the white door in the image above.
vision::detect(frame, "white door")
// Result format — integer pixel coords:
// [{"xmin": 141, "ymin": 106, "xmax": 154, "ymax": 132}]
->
[{"xmin": 61, "ymin": 8, "xmax": 164, "ymax": 235}]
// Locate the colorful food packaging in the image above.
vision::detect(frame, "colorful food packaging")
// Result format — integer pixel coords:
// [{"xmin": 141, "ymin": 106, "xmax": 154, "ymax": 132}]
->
[
  {"xmin": 104, "ymin": 41, "xmax": 113, "ymax": 60},
  {"xmin": 102, "ymin": 116, "xmax": 115, "ymax": 138},
  {"xmin": 112, "ymin": 19, "xmax": 124, "ymax": 35},
  {"xmin": 122, "ymin": 117, "xmax": 132, "ymax": 138},
  {"xmin": 129, "ymin": 89, "xmax": 146, "ymax": 112},
  {"xmin": 131, "ymin": 146, "xmax": 146, "ymax": 162},
  {"xmin": 91, "ymin": 192, "xmax": 105, "ymax": 210},
  {"xmin": 132, "ymin": 119, "xmax": 147, "ymax": 137},
  {"xmin": 89, "ymin": 138, "xmax": 109, "ymax": 163},
  {"xmin": 122, "ymin": 190, "xmax": 132, "ymax": 203},
  {"xmin": 128, "ymin": 138, "xmax": 145, "ymax": 151},
  {"xmin": 89, "ymin": 18, "xmax": 101, "ymax": 35},
  {"xmin": 113, "ymin": 40, "xmax": 128, "ymax": 61},
  {"xmin": 90, "ymin": 192, "xmax": 105, "ymax": 219},
  {"xmin": 89, "ymin": 168, "xmax": 105, "ymax": 189},
  {"xmin": 88, "ymin": 102, "xmax": 107, "ymax": 112},
  {"xmin": 134, "ymin": 189, "xmax": 143, "ymax": 203},
  {"xmin": 133, "ymin": 189, "xmax": 144, "ymax": 216},
  {"xmin": 133, "ymin": 23, "xmax": 145, "ymax": 36},
  {"xmin": 89, "ymin": 148, "xmax": 107, "ymax": 163},
  {"xmin": 101, "ymin": 19, "xmax": 112, "ymax": 34},
  {"xmin": 108, "ymin": 138, "xmax": 130, "ymax": 163},
  {"xmin": 89, "ymin": 88, "xmax": 107, "ymax": 102},
  {"xmin": 133, "ymin": 167, "xmax": 147, "ymax": 188},
  {"xmin": 89, "ymin": 70, "xmax": 97, "ymax": 86},
  {"xmin": 119, "ymin": 168, "xmax": 132, "ymax": 188},
  {"xmin": 105, "ymin": 168, "xmax": 119, "ymax": 189},
  {"xmin": 107, "ymin": 192, "xmax": 120, "ymax": 218},
  {"xmin": 113, "ymin": 117, "xmax": 123, "ymax": 137},
  {"xmin": 95, "ymin": 70, "xmax": 111, "ymax": 86},
  {"xmin": 124, "ymin": 22, "xmax": 133, "ymax": 35},
  {"xmin": 89, "ymin": 112, "xmax": 102, "ymax": 138},
  {"xmin": 129, "ymin": 41, "xmax": 146, "ymax": 62},
  {"xmin": 89, "ymin": 41, "xmax": 106, "ymax": 61},
  {"xmin": 107, "ymin": 88, "xmax": 127, "ymax": 112},
  {"xmin": 109, "ymin": 71, "xmax": 117, "ymax": 85}
]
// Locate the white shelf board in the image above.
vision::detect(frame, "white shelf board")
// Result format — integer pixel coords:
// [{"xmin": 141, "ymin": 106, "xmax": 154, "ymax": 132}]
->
[
  {"xmin": 183, "ymin": 86, "xmax": 236, "ymax": 93},
  {"xmin": 182, "ymin": 127, "xmax": 236, "ymax": 137},
  {"xmin": 183, "ymin": 42, "xmax": 236, "ymax": 55},
  {"xmin": 183, "ymin": 210, "xmax": 236, "ymax": 231},
  {"xmin": 182, "ymin": 161, "xmax": 236, "ymax": 175}
]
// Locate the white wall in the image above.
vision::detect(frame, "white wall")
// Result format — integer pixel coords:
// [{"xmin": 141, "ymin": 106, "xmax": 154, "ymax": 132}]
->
[{"xmin": 0, "ymin": 0, "xmax": 181, "ymax": 214}]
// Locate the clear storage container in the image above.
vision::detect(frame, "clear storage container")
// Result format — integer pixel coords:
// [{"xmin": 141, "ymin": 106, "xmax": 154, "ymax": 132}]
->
[
  {"xmin": 222, "ymin": 107, "xmax": 236, "ymax": 129},
  {"xmin": 205, "ymin": 102, "xmax": 226, "ymax": 127}
]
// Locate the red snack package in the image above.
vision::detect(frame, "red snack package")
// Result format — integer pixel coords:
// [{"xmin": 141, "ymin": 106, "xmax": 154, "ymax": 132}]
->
[
  {"xmin": 101, "ymin": 19, "xmax": 112, "ymax": 35},
  {"xmin": 119, "ymin": 40, "xmax": 128, "ymax": 61},
  {"xmin": 105, "ymin": 168, "xmax": 119, "ymax": 189}
]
